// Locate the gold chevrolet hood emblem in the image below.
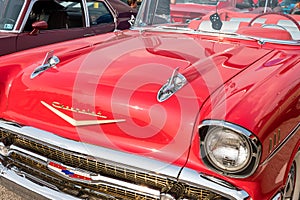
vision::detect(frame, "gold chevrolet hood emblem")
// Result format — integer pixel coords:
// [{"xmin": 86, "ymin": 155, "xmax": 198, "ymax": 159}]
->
[{"xmin": 41, "ymin": 101, "xmax": 125, "ymax": 126}]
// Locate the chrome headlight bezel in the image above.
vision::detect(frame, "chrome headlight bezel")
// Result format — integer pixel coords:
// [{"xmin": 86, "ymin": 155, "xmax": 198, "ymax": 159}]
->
[{"xmin": 199, "ymin": 120, "xmax": 261, "ymax": 178}]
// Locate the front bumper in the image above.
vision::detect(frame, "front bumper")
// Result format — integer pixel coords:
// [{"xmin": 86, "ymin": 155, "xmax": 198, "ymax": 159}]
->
[
  {"xmin": 0, "ymin": 163, "xmax": 78, "ymax": 200},
  {"xmin": 0, "ymin": 119, "xmax": 249, "ymax": 200}
]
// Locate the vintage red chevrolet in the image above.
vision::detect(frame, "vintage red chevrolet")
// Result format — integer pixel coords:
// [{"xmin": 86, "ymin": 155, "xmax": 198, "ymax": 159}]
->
[{"xmin": 0, "ymin": 0, "xmax": 299, "ymax": 199}]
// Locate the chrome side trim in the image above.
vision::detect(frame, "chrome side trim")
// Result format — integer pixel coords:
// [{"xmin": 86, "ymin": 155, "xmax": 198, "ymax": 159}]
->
[
  {"xmin": 262, "ymin": 122, "xmax": 300, "ymax": 165},
  {"xmin": 179, "ymin": 168, "xmax": 249, "ymax": 200}
]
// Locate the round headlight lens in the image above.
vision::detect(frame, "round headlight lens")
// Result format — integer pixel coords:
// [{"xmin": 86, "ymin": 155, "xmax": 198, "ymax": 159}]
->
[{"xmin": 203, "ymin": 127, "xmax": 252, "ymax": 173}]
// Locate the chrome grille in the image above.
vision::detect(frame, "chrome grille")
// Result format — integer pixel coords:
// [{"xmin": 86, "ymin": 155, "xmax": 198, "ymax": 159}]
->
[
  {"xmin": 0, "ymin": 127, "xmax": 228, "ymax": 200},
  {"xmin": 13, "ymin": 134, "xmax": 169, "ymax": 189},
  {"xmin": 9, "ymin": 151, "xmax": 157, "ymax": 200}
]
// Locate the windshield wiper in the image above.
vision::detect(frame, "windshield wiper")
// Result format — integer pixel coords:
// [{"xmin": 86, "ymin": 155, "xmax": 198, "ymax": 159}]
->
[
  {"xmin": 194, "ymin": 28, "xmax": 300, "ymax": 45},
  {"xmin": 137, "ymin": 24, "xmax": 300, "ymax": 45},
  {"xmin": 146, "ymin": 25, "xmax": 194, "ymax": 32}
]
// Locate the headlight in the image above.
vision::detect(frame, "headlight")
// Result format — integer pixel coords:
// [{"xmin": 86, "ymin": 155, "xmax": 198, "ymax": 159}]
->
[
  {"xmin": 199, "ymin": 120, "xmax": 261, "ymax": 178},
  {"xmin": 204, "ymin": 127, "xmax": 251, "ymax": 173}
]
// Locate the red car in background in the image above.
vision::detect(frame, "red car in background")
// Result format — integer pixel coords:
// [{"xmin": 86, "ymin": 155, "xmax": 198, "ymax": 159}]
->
[
  {"xmin": 0, "ymin": 0, "xmax": 136, "ymax": 56},
  {"xmin": 170, "ymin": 0, "xmax": 259, "ymax": 23},
  {"xmin": 171, "ymin": 0, "xmax": 236, "ymax": 22}
]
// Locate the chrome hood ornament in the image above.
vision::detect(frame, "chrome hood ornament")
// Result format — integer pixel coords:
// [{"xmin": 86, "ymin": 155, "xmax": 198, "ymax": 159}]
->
[
  {"xmin": 31, "ymin": 50, "xmax": 60, "ymax": 79},
  {"xmin": 157, "ymin": 67, "xmax": 187, "ymax": 102}
]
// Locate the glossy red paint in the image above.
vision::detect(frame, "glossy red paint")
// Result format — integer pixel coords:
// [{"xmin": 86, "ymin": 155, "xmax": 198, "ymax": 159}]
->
[
  {"xmin": 0, "ymin": 36, "xmax": 250, "ymax": 166},
  {"xmin": 189, "ymin": 49, "xmax": 300, "ymax": 199},
  {"xmin": 1, "ymin": 29, "xmax": 296, "ymax": 165}
]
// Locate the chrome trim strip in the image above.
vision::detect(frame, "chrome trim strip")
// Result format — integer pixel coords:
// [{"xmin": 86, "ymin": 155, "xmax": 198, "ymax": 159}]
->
[
  {"xmin": 82, "ymin": 0, "xmax": 90, "ymax": 27},
  {"xmin": 262, "ymin": 122, "xmax": 300, "ymax": 165},
  {"xmin": 198, "ymin": 120, "xmax": 253, "ymax": 137},
  {"xmin": 18, "ymin": 0, "xmax": 38, "ymax": 33},
  {"xmin": 179, "ymin": 168, "xmax": 249, "ymax": 200},
  {"xmin": 8, "ymin": 145, "xmax": 48, "ymax": 163},
  {"xmin": 12, "ymin": 0, "xmax": 28, "ymax": 32},
  {"xmin": 0, "ymin": 30, "xmax": 19, "ymax": 33},
  {"xmin": 0, "ymin": 163, "xmax": 80, "ymax": 200}
]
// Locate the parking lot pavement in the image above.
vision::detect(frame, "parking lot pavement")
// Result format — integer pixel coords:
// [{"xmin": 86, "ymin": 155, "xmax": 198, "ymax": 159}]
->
[{"xmin": 0, "ymin": 185, "xmax": 22, "ymax": 200}]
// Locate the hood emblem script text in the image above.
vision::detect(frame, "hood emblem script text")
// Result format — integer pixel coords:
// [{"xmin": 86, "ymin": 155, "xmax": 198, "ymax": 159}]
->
[{"xmin": 41, "ymin": 101, "xmax": 125, "ymax": 126}]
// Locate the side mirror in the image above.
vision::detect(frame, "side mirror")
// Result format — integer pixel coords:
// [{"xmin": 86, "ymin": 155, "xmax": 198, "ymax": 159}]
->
[{"xmin": 29, "ymin": 21, "xmax": 48, "ymax": 35}]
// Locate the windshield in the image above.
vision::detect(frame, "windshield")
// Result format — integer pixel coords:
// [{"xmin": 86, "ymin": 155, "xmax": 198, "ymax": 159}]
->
[
  {"xmin": 0, "ymin": 0, "xmax": 25, "ymax": 31},
  {"xmin": 134, "ymin": 0, "xmax": 300, "ymax": 42}
]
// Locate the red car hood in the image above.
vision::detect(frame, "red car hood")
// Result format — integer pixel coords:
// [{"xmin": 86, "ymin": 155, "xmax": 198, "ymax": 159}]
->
[{"xmin": 1, "ymin": 32, "xmax": 271, "ymax": 166}]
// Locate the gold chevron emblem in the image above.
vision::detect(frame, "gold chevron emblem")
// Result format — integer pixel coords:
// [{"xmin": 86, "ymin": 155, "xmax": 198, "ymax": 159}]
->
[{"xmin": 41, "ymin": 101, "xmax": 125, "ymax": 126}]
